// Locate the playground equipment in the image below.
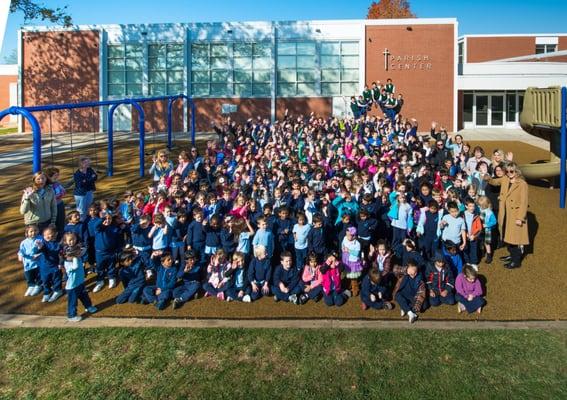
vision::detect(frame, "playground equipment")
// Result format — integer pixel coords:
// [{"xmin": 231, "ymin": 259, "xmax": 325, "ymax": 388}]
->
[
  {"xmin": 0, "ymin": 94, "xmax": 196, "ymax": 177},
  {"xmin": 520, "ymin": 86, "xmax": 566, "ymax": 208}
]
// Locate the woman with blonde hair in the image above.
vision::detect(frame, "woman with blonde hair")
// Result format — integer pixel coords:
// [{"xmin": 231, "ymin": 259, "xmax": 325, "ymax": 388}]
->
[
  {"xmin": 20, "ymin": 171, "xmax": 57, "ymax": 231},
  {"xmin": 149, "ymin": 149, "xmax": 174, "ymax": 182}
]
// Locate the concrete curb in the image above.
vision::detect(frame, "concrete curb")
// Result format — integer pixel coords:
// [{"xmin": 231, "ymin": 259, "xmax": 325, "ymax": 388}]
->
[{"xmin": 0, "ymin": 314, "xmax": 565, "ymax": 330}]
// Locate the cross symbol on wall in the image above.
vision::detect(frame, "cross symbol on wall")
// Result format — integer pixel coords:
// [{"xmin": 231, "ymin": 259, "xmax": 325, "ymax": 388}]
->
[{"xmin": 383, "ymin": 48, "xmax": 391, "ymax": 71}]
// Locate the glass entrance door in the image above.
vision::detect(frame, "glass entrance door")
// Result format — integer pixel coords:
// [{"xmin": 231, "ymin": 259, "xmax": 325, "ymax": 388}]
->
[
  {"xmin": 474, "ymin": 94, "xmax": 505, "ymax": 127},
  {"xmin": 476, "ymin": 95, "xmax": 488, "ymax": 126},
  {"xmin": 490, "ymin": 95, "xmax": 504, "ymax": 126}
]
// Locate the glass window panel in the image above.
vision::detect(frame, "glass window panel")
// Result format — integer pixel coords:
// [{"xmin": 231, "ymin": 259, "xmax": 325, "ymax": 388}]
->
[
  {"xmin": 149, "ymin": 84, "xmax": 166, "ymax": 96},
  {"xmin": 126, "ymin": 58, "xmax": 143, "ymax": 71},
  {"xmin": 297, "ymin": 55, "xmax": 316, "ymax": 68},
  {"xmin": 192, "ymin": 44, "xmax": 208, "ymax": 57},
  {"xmin": 108, "ymin": 84, "xmax": 125, "ymax": 96},
  {"xmin": 463, "ymin": 93, "xmax": 473, "ymax": 122},
  {"xmin": 253, "ymin": 57, "xmax": 271, "ymax": 69},
  {"xmin": 476, "ymin": 95, "xmax": 488, "ymax": 126},
  {"xmin": 253, "ymin": 70, "xmax": 271, "ymax": 83},
  {"xmin": 126, "ymin": 71, "xmax": 142, "ymax": 84},
  {"xmin": 192, "ymin": 71, "xmax": 209, "ymax": 83},
  {"xmin": 167, "ymin": 43, "xmax": 183, "ymax": 53},
  {"xmin": 278, "ymin": 83, "xmax": 296, "ymax": 96},
  {"xmin": 108, "ymin": 45, "xmax": 125, "ymax": 58},
  {"xmin": 322, "ymin": 82, "xmax": 340, "ymax": 96},
  {"xmin": 234, "ymin": 57, "xmax": 252, "ymax": 69},
  {"xmin": 277, "ymin": 55, "xmax": 296, "ymax": 69},
  {"xmin": 125, "ymin": 44, "xmax": 143, "ymax": 57},
  {"xmin": 234, "ymin": 70, "xmax": 252, "ymax": 83},
  {"xmin": 341, "ymin": 42, "xmax": 359, "ymax": 55},
  {"xmin": 167, "ymin": 84, "xmax": 184, "ymax": 95},
  {"xmin": 126, "ymin": 84, "xmax": 143, "ymax": 96},
  {"xmin": 320, "ymin": 55, "xmax": 340, "ymax": 68},
  {"xmin": 518, "ymin": 93, "xmax": 524, "ymax": 113},
  {"xmin": 340, "ymin": 82, "xmax": 358, "ymax": 96},
  {"xmin": 278, "ymin": 42, "xmax": 296, "ymax": 55},
  {"xmin": 321, "ymin": 69, "xmax": 340, "ymax": 82},
  {"xmin": 211, "ymin": 57, "xmax": 229, "ymax": 69},
  {"xmin": 149, "ymin": 45, "xmax": 166, "ymax": 58},
  {"xmin": 211, "ymin": 70, "xmax": 229, "ymax": 83},
  {"xmin": 167, "ymin": 57, "xmax": 184, "ymax": 69},
  {"xmin": 297, "ymin": 70, "xmax": 317, "ymax": 82},
  {"xmin": 297, "ymin": 82, "xmax": 317, "ymax": 96},
  {"xmin": 234, "ymin": 83, "xmax": 252, "ymax": 97},
  {"xmin": 253, "ymin": 43, "xmax": 271, "ymax": 57},
  {"xmin": 192, "ymin": 83, "xmax": 209, "ymax": 96},
  {"xmin": 149, "ymin": 71, "xmax": 166, "ymax": 83},
  {"xmin": 234, "ymin": 43, "xmax": 253, "ymax": 57},
  {"xmin": 506, "ymin": 93, "xmax": 516, "ymax": 122},
  {"xmin": 168, "ymin": 71, "xmax": 184, "ymax": 83},
  {"xmin": 211, "ymin": 44, "xmax": 228, "ymax": 57},
  {"xmin": 253, "ymin": 83, "xmax": 271, "ymax": 97},
  {"xmin": 108, "ymin": 58, "xmax": 125, "ymax": 70},
  {"xmin": 341, "ymin": 69, "xmax": 359, "ymax": 81},
  {"xmin": 149, "ymin": 57, "xmax": 166, "ymax": 70},
  {"xmin": 296, "ymin": 42, "xmax": 316, "ymax": 55},
  {"xmin": 211, "ymin": 83, "xmax": 231, "ymax": 96},
  {"xmin": 108, "ymin": 71, "xmax": 124, "ymax": 84},
  {"xmin": 191, "ymin": 58, "xmax": 209, "ymax": 70},
  {"xmin": 278, "ymin": 70, "xmax": 296, "ymax": 83},
  {"xmin": 321, "ymin": 42, "xmax": 340, "ymax": 55},
  {"xmin": 341, "ymin": 55, "xmax": 359, "ymax": 69}
]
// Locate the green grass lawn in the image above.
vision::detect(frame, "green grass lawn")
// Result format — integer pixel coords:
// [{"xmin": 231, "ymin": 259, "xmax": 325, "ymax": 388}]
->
[{"xmin": 0, "ymin": 328, "xmax": 565, "ymax": 399}]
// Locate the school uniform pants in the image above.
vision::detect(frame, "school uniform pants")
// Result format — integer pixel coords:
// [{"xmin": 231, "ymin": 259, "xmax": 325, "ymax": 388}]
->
[
  {"xmin": 95, "ymin": 251, "xmax": 117, "ymax": 282},
  {"xmin": 74, "ymin": 191, "xmax": 94, "ymax": 221},
  {"xmin": 294, "ymin": 248, "xmax": 308, "ymax": 271},
  {"xmin": 202, "ymin": 282, "xmax": 228, "ymax": 296},
  {"xmin": 428, "ymin": 292, "xmax": 456, "ymax": 307},
  {"xmin": 272, "ymin": 283, "xmax": 303, "ymax": 302},
  {"xmin": 456, "ymin": 294, "xmax": 485, "ymax": 313},
  {"xmin": 116, "ymin": 285, "xmax": 144, "ymax": 304},
  {"xmin": 24, "ymin": 268, "xmax": 40, "ymax": 287},
  {"xmin": 323, "ymin": 291, "xmax": 346, "ymax": 307},
  {"xmin": 142, "ymin": 286, "xmax": 173, "ymax": 310},
  {"xmin": 173, "ymin": 281, "xmax": 201, "ymax": 303},
  {"xmin": 395, "ymin": 288, "xmax": 419, "ymax": 313},
  {"xmin": 303, "ymin": 285, "xmax": 323, "ymax": 300},
  {"xmin": 226, "ymin": 286, "xmax": 249, "ymax": 301},
  {"xmin": 250, "ymin": 282, "xmax": 268, "ymax": 301},
  {"xmin": 55, "ymin": 201, "xmax": 66, "ymax": 240},
  {"xmin": 419, "ymin": 236, "xmax": 439, "ymax": 260},
  {"xmin": 67, "ymin": 283, "xmax": 93, "ymax": 318},
  {"xmin": 391, "ymin": 227, "xmax": 407, "ymax": 250},
  {"xmin": 40, "ymin": 267, "xmax": 62, "ymax": 295},
  {"xmin": 362, "ymin": 296, "xmax": 387, "ymax": 310},
  {"xmin": 464, "ymin": 239, "xmax": 480, "ymax": 265}
]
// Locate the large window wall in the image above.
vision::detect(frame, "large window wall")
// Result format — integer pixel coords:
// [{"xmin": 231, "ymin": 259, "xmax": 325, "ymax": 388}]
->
[
  {"xmin": 148, "ymin": 44, "xmax": 184, "ymax": 95},
  {"xmin": 107, "ymin": 44, "xmax": 144, "ymax": 96}
]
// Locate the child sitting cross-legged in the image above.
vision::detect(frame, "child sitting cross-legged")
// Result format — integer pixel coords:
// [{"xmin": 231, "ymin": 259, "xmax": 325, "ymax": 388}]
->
[
  {"xmin": 360, "ymin": 268, "xmax": 394, "ymax": 311},
  {"xmin": 425, "ymin": 250, "xmax": 456, "ymax": 308},
  {"xmin": 172, "ymin": 250, "xmax": 202, "ymax": 309},
  {"xmin": 202, "ymin": 249, "xmax": 231, "ymax": 300},
  {"xmin": 455, "ymin": 264, "xmax": 485, "ymax": 314},
  {"xmin": 116, "ymin": 248, "xmax": 146, "ymax": 304},
  {"xmin": 272, "ymin": 251, "xmax": 305, "ymax": 305},
  {"xmin": 393, "ymin": 260, "xmax": 426, "ymax": 323},
  {"xmin": 142, "ymin": 252, "xmax": 177, "ymax": 310}
]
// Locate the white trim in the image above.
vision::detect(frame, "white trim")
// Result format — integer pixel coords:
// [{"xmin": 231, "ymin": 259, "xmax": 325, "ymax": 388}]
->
[
  {"xmin": 459, "ymin": 33, "xmax": 567, "ymax": 39},
  {"xmin": 0, "ymin": 64, "xmax": 17, "ymax": 75},
  {"xmin": 453, "ymin": 20, "xmax": 458, "ymax": 132},
  {"xmin": 486, "ymin": 49, "xmax": 567, "ymax": 63},
  {"xmin": 536, "ymin": 36, "xmax": 558, "ymax": 45}
]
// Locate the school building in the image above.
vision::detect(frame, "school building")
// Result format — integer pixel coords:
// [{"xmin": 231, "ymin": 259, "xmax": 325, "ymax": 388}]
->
[{"xmin": 8, "ymin": 18, "xmax": 567, "ymax": 133}]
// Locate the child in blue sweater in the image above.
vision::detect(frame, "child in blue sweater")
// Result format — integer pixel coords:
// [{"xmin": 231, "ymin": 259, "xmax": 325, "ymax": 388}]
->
[
  {"xmin": 186, "ymin": 208, "xmax": 206, "ymax": 267},
  {"xmin": 17, "ymin": 225, "xmax": 43, "ymax": 297},
  {"xmin": 225, "ymin": 252, "xmax": 249, "ymax": 302},
  {"xmin": 361, "ymin": 268, "xmax": 394, "ymax": 311},
  {"xmin": 247, "ymin": 245, "xmax": 272, "ymax": 301},
  {"xmin": 36, "ymin": 226, "xmax": 63, "ymax": 303},
  {"xmin": 92, "ymin": 213, "xmax": 127, "ymax": 293},
  {"xmin": 172, "ymin": 250, "xmax": 202, "ymax": 309},
  {"xmin": 272, "ymin": 251, "xmax": 304, "ymax": 304},
  {"xmin": 60, "ymin": 232, "xmax": 98, "ymax": 322},
  {"xmin": 116, "ymin": 249, "xmax": 146, "ymax": 304},
  {"xmin": 142, "ymin": 252, "xmax": 177, "ymax": 310},
  {"xmin": 130, "ymin": 214, "xmax": 153, "ymax": 277}
]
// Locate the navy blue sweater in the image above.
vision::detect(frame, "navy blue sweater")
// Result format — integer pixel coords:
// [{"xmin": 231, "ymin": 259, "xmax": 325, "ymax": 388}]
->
[
  {"xmin": 307, "ymin": 226, "xmax": 326, "ymax": 255},
  {"xmin": 40, "ymin": 240, "xmax": 60, "ymax": 270},
  {"xmin": 94, "ymin": 219, "xmax": 125, "ymax": 254},
  {"xmin": 156, "ymin": 265, "xmax": 178, "ymax": 291},
  {"xmin": 361, "ymin": 274, "xmax": 389, "ymax": 304},
  {"xmin": 356, "ymin": 217, "xmax": 378, "ymax": 240},
  {"xmin": 186, "ymin": 220, "xmax": 205, "ymax": 247},
  {"xmin": 122, "ymin": 258, "xmax": 146, "ymax": 288},
  {"xmin": 247, "ymin": 257, "xmax": 272, "ymax": 284},
  {"xmin": 273, "ymin": 265, "xmax": 300, "ymax": 289},
  {"xmin": 64, "ymin": 222, "xmax": 87, "ymax": 244},
  {"xmin": 131, "ymin": 223, "xmax": 152, "ymax": 249}
]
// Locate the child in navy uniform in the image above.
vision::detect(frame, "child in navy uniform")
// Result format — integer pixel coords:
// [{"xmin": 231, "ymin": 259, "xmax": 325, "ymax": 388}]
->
[
  {"xmin": 116, "ymin": 249, "xmax": 146, "ymax": 304},
  {"xmin": 36, "ymin": 226, "xmax": 63, "ymax": 303},
  {"xmin": 361, "ymin": 268, "xmax": 394, "ymax": 311},
  {"xmin": 425, "ymin": 251, "xmax": 456, "ymax": 308},
  {"xmin": 416, "ymin": 200, "xmax": 442, "ymax": 260},
  {"xmin": 172, "ymin": 250, "xmax": 202, "ymax": 309},
  {"xmin": 307, "ymin": 214, "xmax": 327, "ymax": 262},
  {"xmin": 63, "ymin": 211, "xmax": 87, "ymax": 246},
  {"xmin": 356, "ymin": 209, "xmax": 377, "ymax": 262},
  {"xmin": 247, "ymin": 245, "xmax": 272, "ymax": 301},
  {"xmin": 130, "ymin": 214, "xmax": 153, "ymax": 278},
  {"xmin": 142, "ymin": 252, "xmax": 177, "ymax": 310},
  {"xmin": 225, "ymin": 252, "xmax": 249, "ymax": 302},
  {"xmin": 393, "ymin": 261, "xmax": 426, "ymax": 323},
  {"xmin": 93, "ymin": 213, "xmax": 127, "ymax": 293},
  {"xmin": 186, "ymin": 208, "xmax": 206, "ymax": 269},
  {"xmin": 272, "ymin": 251, "xmax": 304, "ymax": 304}
]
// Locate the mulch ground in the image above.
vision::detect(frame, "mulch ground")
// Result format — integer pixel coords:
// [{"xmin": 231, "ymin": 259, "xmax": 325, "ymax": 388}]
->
[{"xmin": 1, "ymin": 138, "xmax": 566, "ymax": 321}]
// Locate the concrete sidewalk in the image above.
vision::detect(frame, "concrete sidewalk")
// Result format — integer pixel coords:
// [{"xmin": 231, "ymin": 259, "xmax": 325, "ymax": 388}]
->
[{"xmin": 0, "ymin": 313, "xmax": 565, "ymax": 330}]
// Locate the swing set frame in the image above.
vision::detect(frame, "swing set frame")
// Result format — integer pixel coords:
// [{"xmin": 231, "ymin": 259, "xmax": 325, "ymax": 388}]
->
[{"xmin": 0, "ymin": 94, "xmax": 196, "ymax": 177}]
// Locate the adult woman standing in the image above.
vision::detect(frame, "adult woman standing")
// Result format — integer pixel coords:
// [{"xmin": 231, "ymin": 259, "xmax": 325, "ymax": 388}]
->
[
  {"xmin": 488, "ymin": 162, "xmax": 529, "ymax": 269},
  {"xmin": 149, "ymin": 149, "xmax": 174, "ymax": 183},
  {"xmin": 73, "ymin": 156, "xmax": 97, "ymax": 221},
  {"xmin": 20, "ymin": 171, "xmax": 57, "ymax": 231}
]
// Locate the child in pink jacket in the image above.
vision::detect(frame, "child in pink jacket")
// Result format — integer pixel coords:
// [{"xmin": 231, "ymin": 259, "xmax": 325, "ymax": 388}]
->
[
  {"xmin": 301, "ymin": 252, "xmax": 323, "ymax": 303},
  {"xmin": 320, "ymin": 251, "xmax": 352, "ymax": 307}
]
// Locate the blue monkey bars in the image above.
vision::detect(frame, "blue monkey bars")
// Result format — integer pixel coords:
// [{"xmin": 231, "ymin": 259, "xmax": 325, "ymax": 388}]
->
[{"xmin": 0, "ymin": 94, "xmax": 196, "ymax": 177}]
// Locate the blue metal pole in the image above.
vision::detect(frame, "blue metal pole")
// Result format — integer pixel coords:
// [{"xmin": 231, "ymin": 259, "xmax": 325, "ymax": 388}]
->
[
  {"xmin": 0, "ymin": 107, "xmax": 42, "ymax": 173},
  {"xmin": 130, "ymin": 101, "xmax": 146, "ymax": 178},
  {"xmin": 560, "ymin": 87, "xmax": 566, "ymax": 209},
  {"xmin": 107, "ymin": 104, "xmax": 119, "ymax": 177},
  {"xmin": 167, "ymin": 97, "xmax": 173, "ymax": 150}
]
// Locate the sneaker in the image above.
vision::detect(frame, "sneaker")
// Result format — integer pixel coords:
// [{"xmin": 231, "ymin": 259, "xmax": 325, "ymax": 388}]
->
[
  {"xmin": 67, "ymin": 316, "xmax": 82, "ymax": 322},
  {"xmin": 30, "ymin": 286, "xmax": 42, "ymax": 296},
  {"xmin": 86, "ymin": 306, "xmax": 98, "ymax": 314},
  {"xmin": 108, "ymin": 279, "xmax": 117, "ymax": 289},
  {"xmin": 24, "ymin": 287, "xmax": 33, "ymax": 297},
  {"xmin": 92, "ymin": 282, "xmax": 104, "ymax": 293},
  {"xmin": 242, "ymin": 294, "xmax": 251, "ymax": 303},
  {"xmin": 298, "ymin": 293, "xmax": 309, "ymax": 305},
  {"xmin": 273, "ymin": 295, "xmax": 280, "ymax": 302},
  {"xmin": 457, "ymin": 302, "xmax": 464, "ymax": 314},
  {"xmin": 400, "ymin": 309, "xmax": 406, "ymax": 317},
  {"xmin": 41, "ymin": 294, "xmax": 50, "ymax": 303},
  {"xmin": 499, "ymin": 255, "xmax": 512, "ymax": 262},
  {"xmin": 145, "ymin": 270, "xmax": 154, "ymax": 280},
  {"xmin": 383, "ymin": 302, "xmax": 394, "ymax": 310},
  {"xmin": 48, "ymin": 291, "xmax": 63, "ymax": 302},
  {"xmin": 343, "ymin": 290, "xmax": 352, "ymax": 298},
  {"xmin": 216, "ymin": 292, "xmax": 225, "ymax": 301},
  {"xmin": 485, "ymin": 253, "xmax": 493, "ymax": 264},
  {"xmin": 408, "ymin": 311, "xmax": 418, "ymax": 324},
  {"xmin": 289, "ymin": 294, "xmax": 298, "ymax": 304},
  {"xmin": 226, "ymin": 296, "xmax": 234, "ymax": 302},
  {"xmin": 471, "ymin": 264, "xmax": 479, "ymax": 272},
  {"xmin": 172, "ymin": 298, "xmax": 181, "ymax": 310},
  {"xmin": 361, "ymin": 302, "xmax": 368, "ymax": 311}
]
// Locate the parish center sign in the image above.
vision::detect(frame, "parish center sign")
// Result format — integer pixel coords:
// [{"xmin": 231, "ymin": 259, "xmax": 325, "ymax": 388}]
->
[{"xmin": 383, "ymin": 48, "xmax": 433, "ymax": 71}]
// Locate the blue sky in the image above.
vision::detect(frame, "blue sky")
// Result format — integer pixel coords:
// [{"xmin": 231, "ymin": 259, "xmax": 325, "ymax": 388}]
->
[{"xmin": 2, "ymin": 0, "xmax": 566, "ymax": 61}]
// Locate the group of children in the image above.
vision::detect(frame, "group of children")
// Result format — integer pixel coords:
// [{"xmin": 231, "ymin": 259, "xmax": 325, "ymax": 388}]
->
[{"xmin": 19, "ymin": 100, "xmax": 504, "ymax": 323}]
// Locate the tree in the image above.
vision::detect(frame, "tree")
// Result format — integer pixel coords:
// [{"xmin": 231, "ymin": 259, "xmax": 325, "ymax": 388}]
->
[
  {"xmin": 10, "ymin": 0, "xmax": 72, "ymax": 26},
  {"xmin": 3, "ymin": 48, "xmax": 17, "ymax": 64},
  {"xmin": 367, "ymin": 0, "xmax": 416, "ymax": 19}
]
